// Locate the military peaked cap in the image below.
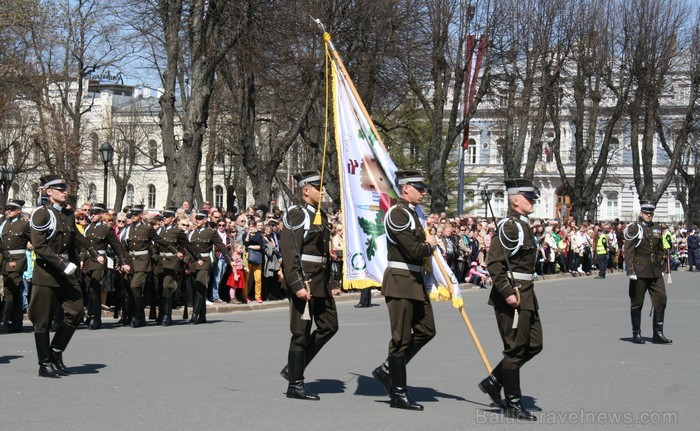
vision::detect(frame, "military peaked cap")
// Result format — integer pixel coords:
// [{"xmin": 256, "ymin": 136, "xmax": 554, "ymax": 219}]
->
[
  {"xmin": 394, "ymin": 169, "xmax": 428, "ymax": 190},
  {"xmin": 640, "ymin": 201, "xmax": 656, "ymax": 214},
  {"xmin": 40, "ymin": 174, "xmax": 68, "ymax": 190},
  {"xmin": 294, "ymin": 170, "xmax": 321, "ymax": 188},
  {"xmin": 6, "ymin": 199, "xmax": 25, "ymax": 210},
  {"xmin": 504, "ymin": 178, "xmax": 540, "ymax": 200}
]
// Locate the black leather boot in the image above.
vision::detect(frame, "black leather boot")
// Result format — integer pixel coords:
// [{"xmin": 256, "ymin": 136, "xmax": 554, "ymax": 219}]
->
[
  {"xmin": 388, "ymin": 356, "xmax": 423, "ymax": 411},
  {"xmin": 281, "ymin": 337, "xmax": 322, "ymax": 381},
  {"xmin": 197, "ymin": 295, "xmax": 207, "ymax": 324},
  {"xmin": 190, "ymin": 295, "xmax": 201, "ymax": 324},
  {"xmin": 652, "ymin": 309, "xmax": 672, "ymax": 344},
  {"xmin": 0, "ymin": 300, "xmax": 16, "ymax": 334},
  {"xmin": 50, "ymin": 323, "xmax": 77, "ymax": 376},
  {"xmin": 372, "ymin": 360, "xmax": 391, "ymax": 395},
  {"xmin": 131, "ymin": 295, "xmax": 145, "ymax": 328},
  {"xmin": 161, "ymin": 296, "xmax": 173, "ymax": 326},
  {"xmin": 89, "ymin": 299, "xmax": 102, "ymax": 330},
  {"xmin": 35, "ymin": 332, "xmax": 61, "ymax": 378},
  {"xmin": 286, "ymin": 350, "xmax": 319, "ymax": 400},
  {"xmin": 631, "ymin": 310, "xmax": 645, "ymax": 344},
  {"xmin": 502, "ymin": 368, "xmax": 536, "ymax": 421},
  {"xmin": 478, "ymin": 362, "xmax": 504, "ymax": 408}
]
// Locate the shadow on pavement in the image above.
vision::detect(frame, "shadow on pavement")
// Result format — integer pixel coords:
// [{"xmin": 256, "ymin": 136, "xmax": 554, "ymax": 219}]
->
[
  {"xmin": 70, "ymin": 363, "xmax": 107, "ymax": 374},
  {"xmin": 351, "ymin": 373, "xmax": 390, "ymax": 397},
  {"xmin": 0, "ymin": 355, "xmax": 23, "ymax": 364},
  {"xmin": 307, "ymin": 378, "xmax": 346, "ymax": 394}
]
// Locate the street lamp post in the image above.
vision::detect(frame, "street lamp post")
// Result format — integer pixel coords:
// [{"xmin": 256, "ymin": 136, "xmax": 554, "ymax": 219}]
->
[
  {"xmin": 99, "ymin": 142, "xmax": 114, "ymax": 207},
  {"xmin": 480, "ymin": 187, "xmax": 492, "ymax": 219},
  {"xmin": 222, "ymin": 153, "xmax": 235, "ymax": 213},
  {"xmin": 0, "ymin": 166, "xmax": 15, "ymax": 210},
  {"xmin": 596, "ymin": 193, "xmax": 604, "ymax": 222}
]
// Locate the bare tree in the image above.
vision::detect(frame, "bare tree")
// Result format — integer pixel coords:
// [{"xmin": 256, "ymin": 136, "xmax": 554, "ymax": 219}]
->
[
  {"xmin": 21, "ymin": 0, "xmax": 128, "ymax": 203},
  {"xmin": 624, "ymin": 0, "xmax": 689, "ymax": 204},
  {"xmin": 662, "ymin": 11, "xmax": 700, "ymax": 227}
]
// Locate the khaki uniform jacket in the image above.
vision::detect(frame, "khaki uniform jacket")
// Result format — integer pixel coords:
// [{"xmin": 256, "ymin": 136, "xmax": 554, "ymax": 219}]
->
[
  {"xmin": 0, "ymin": 216, "xmax": 31, "ymax": 274},
  {"xmin": 624, "ymin": 219, "xmax": 665, "ymax": 278},
  {"xmin": 30, "ymin": 205, "xmax": 98, "ymax": 287},
  {"xmin": 487, "ymin": 210, "xmax": 538, "ymax": 311},
  {"xmin": 280, "ymin": 203, "xmax": 332, "ymax": 297},
  {"xmin": 81, "ymin": 222, "xmax": 128, "ymax": 271},
  {"xmin": 381, "ymin": 200, "xmax": 433, "ymax": 301},
  {"xmin": 123, "ymin": 221, "xmax": 177, "ymax": 272},
  {"xmin": 187, "ymin": 226, "xmax": 232, "ymax": 272},
  {"xmin": 157, "ymin": 224, "xmax": 199, "ymax": 270}
]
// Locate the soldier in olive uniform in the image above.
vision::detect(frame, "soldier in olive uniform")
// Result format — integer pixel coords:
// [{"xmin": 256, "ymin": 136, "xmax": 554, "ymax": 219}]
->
[
  {"xmin": 121, "ymin": 204, "xmax": 180, "ymax": 328},
  {"xmin": 279, "ymin": 170, "xmax": 339, "ymax": 401},
  {"xmin": 0, "ymin": 199, "xmax": 31, "ymax": 334},
  {"xmin": 478, "ymin": 178, "xmax": 542, "ymax": 421},
  {"xmin": 80, "ymin": 204, "xmax": 130, "ymax": 329},
  {"xmin": 156, "ymin": 207, "xmax": 198, "ymax": 325},
  {"xmin": 187, "ymin": 209, "xmax": 234, "ymax": 324},
  {"xmin": 371, "ymin": 170, "xmax": 437, "ymax": 411},
  {"xmin": 28, "ymin": 175, "xmax": 102, "ymax": 377},
  {"xmin": 624, "ymin": 201, "xmax": 672, "ymax": 344}
]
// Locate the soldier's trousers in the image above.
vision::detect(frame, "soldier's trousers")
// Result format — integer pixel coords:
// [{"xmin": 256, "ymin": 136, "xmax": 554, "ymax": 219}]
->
[
  {"xmin": 288, "ymin": 294, "xmax": 338, "ymax": 352},
  {"xmin": 2, "ymin": 272, "xmax": 24, "ymax": 322},
  {"xmin": 162, "ymin": 268, "xmax": 179, "ymax": 298},
  {"xmin": 85, "ymin": 268, "xmax": 105, "ymax": 312},
  {"xmin": 494, "ymin": 307, "xmax": 543, "ymax": 369},
  {"xmin": 28, "ymin": 278, "xmax": 84, "ymax": 332},
  {"xmin": 129, "ymin": 271, "xmax": 149, "ymax": 299},
  {"xmin": 385, "ymin": 295, "xmax": 436, "ymax": 358},
  {"xmin": 629, "ymin": 277, "xmax": 667, "ymax": 312}
]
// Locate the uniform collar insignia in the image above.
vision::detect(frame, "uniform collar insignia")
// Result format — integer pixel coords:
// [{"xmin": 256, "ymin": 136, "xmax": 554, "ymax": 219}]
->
[
  {"xmin": 305, "ymin": 203, "xmax": 317, "ymax": 213},
  {"xmin": 52, "ymin": 203, "xmax": 63, "ymax": 211},
  {"xmin": 519, "ymin": 215, "xmax": 529, "ymax": 223}
]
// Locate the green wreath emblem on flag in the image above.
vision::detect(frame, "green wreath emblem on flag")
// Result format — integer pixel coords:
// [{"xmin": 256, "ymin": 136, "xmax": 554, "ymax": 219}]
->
[{"xmin": 358, "ymin": 210, "xmax": 385, "ymax": 260}]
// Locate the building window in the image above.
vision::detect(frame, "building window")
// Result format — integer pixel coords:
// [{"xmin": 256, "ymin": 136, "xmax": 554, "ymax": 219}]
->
[
  {"xmin": 214, "ymin": 185, "xmax": 224, "ymax": 210},
  {"xmin": 495, "ymin": 138, "xmax": 506, "ymax": 164},
  {"xmin": 147, "ymin": 184, "xmax": 156, "ymax": 208},
  {"xmin": 673, "ymin": 199, "xmax": 684, "ymax": 222},
  {"xmin": 90, "ymin": 133, "xmax": 99, "ymax": 163},
  {"xmin": 609, "ymin": 137, "xmax": 621, "ymax": 164},
  {"xmin": 88, "ymin": 183, "xmax": 97, "ymax": 201},
  {"xmin": 148, "ymin": 140, "xmax": 158, "ymax": 164},
  {"xmin": 606, "ymin": 192, "xmax": 619, "ymax": 219},
  {"xmin": 493, "ymin": 191, "xmax": 506, "ymax": 218},
  {"xmin": 465, "ymin": 139, "xmax": 477, "ymax": 164},
  {"xmin": 126, "ymin": 184, "xmax": 134, "ymax": 206}
]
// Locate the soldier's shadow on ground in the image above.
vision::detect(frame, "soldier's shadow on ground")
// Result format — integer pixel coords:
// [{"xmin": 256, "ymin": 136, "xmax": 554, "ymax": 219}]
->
[
  {"xmin": 619, "ymin": 336, "xmax": 651, "ymax": 344},
  {"xmin": 521, "ymin": 396, "xmax": 542, "ymax": 412},
  {"xmin": 351, "ymin": 373, "xmax": 467, "ymax": 404},
  {"xmin": 0, "ymin": 355, "xmax": 23, "ymax": 364},
  {"xmin": 307, "ymin": 379, "xmax": 346, "ymax": 394},
  {"xmin": 70, "ymin": 363, "xmax": 107, "ymax": 374}
]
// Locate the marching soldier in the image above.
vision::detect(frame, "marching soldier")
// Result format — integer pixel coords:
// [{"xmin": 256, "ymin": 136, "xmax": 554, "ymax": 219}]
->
[
  {"xmin": 279, "ymin": 170, "xmax": 339, "ymax": 401},
  {"xmin": 186, "ymin": 209, "xmax": 234, "ymax": 324},
  {"xmin": 80, "ymin": 203, "xmax": 130, "ymax": 329},
  {"xmin": 121, "ymin": 204, "xmax": 179, "ymax": 328},
  {"xmin": 624, "ymin": 201, "xmax": 672, "ymax": 344},
  {"xmin": 28, "ymin": 174, "xmax": 102, "ymax": 377},
  {"xmin": 370, "ymin": 170, "xmax": 436, "ymax": 411},
  {"xmin": 0, "ymin": 199, "xmax": 31, "ymax": 334},
  {"xmin": 478, "ymin": 178, "xmax": 542, "ymax": 421},
  {"xmin": 156, "ymin": 207, "xmax": 198, "ymax": 325}
]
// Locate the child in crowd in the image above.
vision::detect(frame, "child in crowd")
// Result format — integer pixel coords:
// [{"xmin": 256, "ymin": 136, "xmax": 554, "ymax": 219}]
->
[{"xmin": 227, "ymin": 243, "xmax": 248, "ymax": 303}]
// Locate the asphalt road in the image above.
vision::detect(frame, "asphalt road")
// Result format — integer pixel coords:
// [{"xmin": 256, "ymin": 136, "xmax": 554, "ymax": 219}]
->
[{"xmin": 1, "ymin": 270, "xmax": 698, "ymax": 431}]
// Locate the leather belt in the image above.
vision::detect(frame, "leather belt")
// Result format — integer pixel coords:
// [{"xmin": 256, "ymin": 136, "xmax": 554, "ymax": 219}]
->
[
  {"xmin": 130, "ymin": 250, "xmax": 149, "ymax": 256},
  {"xmin": 9, "ymin": 249, "xmax": 26, "ymax": 255},
  {"xmin": 511, "ymin": 271, "xmax": 535, "ymax": 281},
  {"xmin": 387, "ymin": 261, "xmax": 422, "ymax": 273},
  {"xmin": 201, "ymin": 253, "xmax": 211, "ymax": 259},
  {"xmin": 301, "ymin": 254, "xmax": 326, "ymax": 264},
  {"xmin": 161, "ymin": 252, "xmax": 176, "ymax": 257},
  {"xmin": 97, "ymin": 250, "xmax": 107, "ymax": 255}
]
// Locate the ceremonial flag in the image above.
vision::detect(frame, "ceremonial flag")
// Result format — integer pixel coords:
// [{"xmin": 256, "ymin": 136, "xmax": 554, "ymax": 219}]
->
[{"xmin": 326, "ymin": 35, "xmax": 462, "ymax": 308}]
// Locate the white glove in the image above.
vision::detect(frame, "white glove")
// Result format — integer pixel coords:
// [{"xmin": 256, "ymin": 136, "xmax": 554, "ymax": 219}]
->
[
  {"xmin": 629, "ymin": 274, "xmax": 637, "ymax": 280},
  {"xmin": 64, "ymin": 262, "xmax": 77, "ymax": 275}
]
